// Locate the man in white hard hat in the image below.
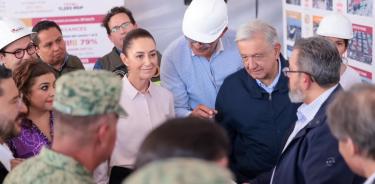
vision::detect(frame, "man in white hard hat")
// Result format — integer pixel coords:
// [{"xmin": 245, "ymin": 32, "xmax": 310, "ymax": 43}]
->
[
  {"xmin": 316, "ymin": 13, "xmax": 361, "ymax": 90},
  {"xmin": 0, "ymin": 18, "xmax": 38, "ymax": 70},
  {"xmin": 160, "ymin": 0, "xmax": 243, "ymax": 119}
]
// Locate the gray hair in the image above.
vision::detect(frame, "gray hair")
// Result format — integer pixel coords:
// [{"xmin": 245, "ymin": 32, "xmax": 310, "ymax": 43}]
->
[
  {"xmin": 53, "ymin": 110, "xmax": 112, "ymax": 145},
  {"xmin": 235, "ymin": 20, "xmax": 279, "ymax": 46},
  {"xmin": 293, "ymin": 37, "xmax": 340, "ymax": 87},
  {"xmin": 327, "ymin": 84, "xmax": 375, "ymax": 160}
]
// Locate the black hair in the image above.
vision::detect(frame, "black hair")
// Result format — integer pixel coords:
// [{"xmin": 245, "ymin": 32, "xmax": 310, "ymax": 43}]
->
[
  {"xmin": 102, "ymin": 6, "xmax": 136, "ymax": 35},
  {"xmin": 135, "ymin": 117, "xmax": 230, "ymax": 169},
  {"xmin": 32, "ymin": 20, "xmax": 62, "ymax": 46},
  {"xmin": 122, "ymin": 28, "xmax": 155, "ymax": 56}
]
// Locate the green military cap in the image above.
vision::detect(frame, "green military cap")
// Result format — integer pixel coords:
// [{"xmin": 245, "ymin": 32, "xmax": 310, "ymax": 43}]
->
[
  {"xmin": 123, "ymin": 158, "xmax": 233, "ymax": 184},
  {"xmin": 53, "ymin": 70, "xmax": 127, "ymax": 116}
]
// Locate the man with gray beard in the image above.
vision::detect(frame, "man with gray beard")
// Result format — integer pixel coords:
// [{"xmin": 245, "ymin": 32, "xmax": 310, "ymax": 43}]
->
[
  {"xmin": 270, "ymin": 37, "xmax": 363, "ymax": 184},
  {"xmin": 0, "ymin": 65, "xmax": 27, "ymax": 182}
]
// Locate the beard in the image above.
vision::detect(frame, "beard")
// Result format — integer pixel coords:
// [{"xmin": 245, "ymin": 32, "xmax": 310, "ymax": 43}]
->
[
  {"xmin": 289, "ymin": 85, "xmax": 305, "ymax": 103},
  {"xmin": 0, "ymin": 114, "xmax": 24, "ymax": 140}
]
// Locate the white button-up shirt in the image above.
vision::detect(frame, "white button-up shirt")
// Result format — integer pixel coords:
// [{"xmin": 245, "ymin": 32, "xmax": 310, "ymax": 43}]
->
[{"xmin": 110, "ymin": 77, "xmax": 175, "ymax": 168}]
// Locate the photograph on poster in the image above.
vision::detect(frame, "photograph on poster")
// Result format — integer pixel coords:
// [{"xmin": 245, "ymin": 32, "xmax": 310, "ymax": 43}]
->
[
  {"xmin": 312, "ymin": 15, "xmax": 323, "ymax": 35},
  {"xmin": 312, "ymin": 0, "xmax": 333, "ymax": 10},
  {"xmin": 347, "ymin": 0, "xmax": 373, "ymax": 17},
  {"xmin": 286, "ymin": 11, "xmax": 302, "ymax": 42},
  {"xmin": 348, "ymin": 24, "xmax": 373, "ymax": 65},
  {"xmin": 286, "ymin": 0, "xmax": 301, "ymax": 6}
]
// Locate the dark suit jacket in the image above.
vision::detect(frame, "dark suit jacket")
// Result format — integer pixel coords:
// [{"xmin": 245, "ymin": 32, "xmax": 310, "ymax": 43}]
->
[
  {"xmin": 0, "ymin": 161, "xmax": 8, "ymax": 183},
  {"xmin": 215, "ymin": 55, "xmax": 299, "ymax": 182},
  {"xmin": 271, "ymin": 85, "xmax": 364, "ymax": 184}
]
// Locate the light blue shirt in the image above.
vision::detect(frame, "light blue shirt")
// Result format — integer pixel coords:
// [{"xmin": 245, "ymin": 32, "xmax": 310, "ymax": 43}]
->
[
  {"xmin": 160, "ymin": 30, "xmax": 243, "ymax": 117},
  {"xmin": 256, "ymin": 59, "xmax": 281, "ymax": 93}
]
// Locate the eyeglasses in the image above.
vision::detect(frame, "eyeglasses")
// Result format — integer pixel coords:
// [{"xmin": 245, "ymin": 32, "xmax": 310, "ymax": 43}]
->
[
  {"xmin": 282, "ymin": 67, "xmax": 315, "ymax": 81},
  {"xmin": 185, "ymin": 37, "xmax": 216, "ymax": 47},
  {"xmin": 110, "ymin": 22, "xmax": 132, "ymax": 33},
  {"xmin": 2, "ymin": 44, "xmax": 36, "ymax": 59}
]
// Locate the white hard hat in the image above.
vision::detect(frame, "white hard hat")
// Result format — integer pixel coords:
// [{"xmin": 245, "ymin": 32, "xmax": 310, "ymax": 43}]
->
[
  {"xmin": 0, "ymin": 18, "xmax": 32, "ymax": 50},
  {"xmin": 316, "ymin": 13, "xmax": 353, "ymax": 39},
  {"xmin": 182, "ymin": 0, "xmax": 228, "ymax": 43}
]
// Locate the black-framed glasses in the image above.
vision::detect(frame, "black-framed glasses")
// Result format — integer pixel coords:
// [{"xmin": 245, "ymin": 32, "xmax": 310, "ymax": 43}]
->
[
  {"xmin": 2, "ymin": 44, "xmax": 36, "ymax": 59},
  {"xmin": 110, "ymin": 22, "xmax": 132, "ymax": 33},
  {"xmin": 282, "ymin": 67, "xmax": 315, "ymax": 81}
]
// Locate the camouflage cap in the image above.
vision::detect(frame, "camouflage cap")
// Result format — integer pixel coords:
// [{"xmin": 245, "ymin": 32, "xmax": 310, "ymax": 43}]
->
[
  {"xmin": 53, "ymin": 70, "xmax": 127, "ymax": 116},
  {"xmin": 123, "ymin": 158, "xmax": 234, "ymax": 184}
]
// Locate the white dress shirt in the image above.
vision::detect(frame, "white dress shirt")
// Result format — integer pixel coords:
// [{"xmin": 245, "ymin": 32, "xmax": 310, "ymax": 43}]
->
[
  {"xmin": 364, "ymin": 171, "xmax": 375, "ymax": 184},
  {"xmin": 0, "ymin": 143, "xmax": 14, "ymax": 171},
  {"xmin": 110, "ymin": 77, "xmax": 175, "ymax": 168}
]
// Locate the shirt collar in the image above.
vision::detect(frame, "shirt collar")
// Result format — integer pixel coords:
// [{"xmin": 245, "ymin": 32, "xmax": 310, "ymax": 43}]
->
[
  {"xmin": 115, "ymin": 47, "xmax": 122, "ymax": 55},
  {"xmin": 55, "ymin": 54, "xmax": 68, "ymax": 72},
  {"xmin": 122, "ymin": 76, "xmax": 155, "ymax": 100},
  {"xmin": 190, "ymin": 38, "xmax": 224, "ymax": 57},
  {"xmin": 297, "ymin": 84, "xmax": 338, "ymax": 122},
  {"xmin": 40, "ymin": 147, "xmax": 91, "ymax": 176},
  {"xmin": 256, "ymin": 59, "xmax": 281, "ymax": 93},
  {"xmin": 364, "ymin": 171, "xmax": 375, "ymax": 184}
]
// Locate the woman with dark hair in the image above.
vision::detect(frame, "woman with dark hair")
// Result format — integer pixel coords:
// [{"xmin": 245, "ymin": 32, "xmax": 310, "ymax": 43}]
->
[
  {"xmin": 108, "ymin": 28, "xmax": 175, "ymax": 183},
  {"xmin": 7, "ymin": 58, "xmax": 56, "ymax": 158}
]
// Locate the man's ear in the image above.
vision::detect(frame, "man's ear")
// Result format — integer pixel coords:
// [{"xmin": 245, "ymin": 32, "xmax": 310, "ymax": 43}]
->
[
  {"xmin": 120, "ymin": 53, "xmax": 128, "ymax": 66},
  {"xmin": 274, "ymin": 43, "xmax": 281, "ymax": 58},
  {"xmin": 96, "ymin": 121, "xmax": 110, "ymax": 147},
  {"xmin": 347, "ymin": 138, "xmax": 360, "ymax": 156},
  {"xmin": 300, "ymin": 73, "xmax": 313, "ymax": 90}
]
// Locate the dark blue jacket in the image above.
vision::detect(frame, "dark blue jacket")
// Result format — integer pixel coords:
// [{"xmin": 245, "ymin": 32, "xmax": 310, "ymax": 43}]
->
[
  {"xmin": 272, "ymin": 86, "xmax": 364, "ymax": 184},
  {"xmin": 215, "ymin": 57, "xmax": 299, "ymax": 182}
]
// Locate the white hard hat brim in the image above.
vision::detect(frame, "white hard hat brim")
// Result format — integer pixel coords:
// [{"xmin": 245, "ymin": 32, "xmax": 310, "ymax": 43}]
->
[
  {"xmin": 183, "ymin": 20, "xmax": 228, "ymax": 43},
  {"xmin": 0, "ymin": 32, "xmax": 32, "ymax": 50}
]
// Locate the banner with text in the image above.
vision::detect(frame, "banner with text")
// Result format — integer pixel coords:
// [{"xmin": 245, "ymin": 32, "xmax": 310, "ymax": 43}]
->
[{"xmin": 0, "ymin": 0, "xmax": 124, "ymax": 69}]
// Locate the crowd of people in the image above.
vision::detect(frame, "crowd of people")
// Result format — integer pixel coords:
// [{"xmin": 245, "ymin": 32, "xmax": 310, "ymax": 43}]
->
[{"xmin": 0, "ymin": 0, "xmax": 373, "ymax": 184}]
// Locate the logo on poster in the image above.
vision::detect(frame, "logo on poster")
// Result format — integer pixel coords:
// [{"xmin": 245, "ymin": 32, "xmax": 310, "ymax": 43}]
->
[{"xmin": 11, "ymin": 27, "xmax": 24, "ymax": 33}]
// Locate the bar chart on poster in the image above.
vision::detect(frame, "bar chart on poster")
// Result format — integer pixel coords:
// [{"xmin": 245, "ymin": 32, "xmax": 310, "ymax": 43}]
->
[
  {"xmin": 0, "ymin": 0, "xmax": 123, "ymax": 68},
  {"xmin": 282, "ymin": 0, "xmax": 374, "ymax": 83}
]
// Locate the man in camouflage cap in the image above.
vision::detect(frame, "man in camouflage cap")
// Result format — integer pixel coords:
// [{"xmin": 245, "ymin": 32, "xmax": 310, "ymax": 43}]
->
[
  {"xmin": 5, "ymin": 70, "xmax": 126, "ymax": 184},
  {"xmin": 123, "ymin": 158, "xmax": 234, "ymax": 184}
]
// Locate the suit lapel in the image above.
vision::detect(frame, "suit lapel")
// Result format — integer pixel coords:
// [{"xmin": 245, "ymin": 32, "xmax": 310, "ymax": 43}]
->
[{"xmin": 282, "ymin": 85, "xmax": 342, "ymax": 154}]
